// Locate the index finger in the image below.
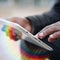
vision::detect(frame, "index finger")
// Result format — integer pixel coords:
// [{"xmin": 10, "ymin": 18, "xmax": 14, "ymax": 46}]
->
[{"xmin": 38, "ymin": 26, "xmax": 58, "ymax": 39}]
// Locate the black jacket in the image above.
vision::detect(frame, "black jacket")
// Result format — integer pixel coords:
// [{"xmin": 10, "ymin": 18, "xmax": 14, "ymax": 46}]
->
[
  {"xmin": 26, "ymin": 0, "xmax": 60, "ymax": 35},
  {"xmin": 21, "ymin": 0, "xmax": 60, "ymax": 60}
]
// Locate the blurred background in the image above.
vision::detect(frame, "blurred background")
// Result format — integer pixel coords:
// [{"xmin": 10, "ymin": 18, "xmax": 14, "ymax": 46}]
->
[
  {"xmin": 0, "ymin": 0, "xmax": 55, "ymax": 18},
  {"xmin": 0, "ymin": 0, "xmax": 55, "ymax": 60}
]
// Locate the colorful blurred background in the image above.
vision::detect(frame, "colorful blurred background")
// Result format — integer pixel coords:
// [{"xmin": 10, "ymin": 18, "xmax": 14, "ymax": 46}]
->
[{"xmin": 0, "ymin": 0, "xmax": 55, "ymax": 60}]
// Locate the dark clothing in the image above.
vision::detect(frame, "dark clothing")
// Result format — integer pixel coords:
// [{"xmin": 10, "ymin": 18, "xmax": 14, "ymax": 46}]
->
[
  {"xmin": 26, "ymin": 0, "xmax": 60, "ymax": 35},
  {"xmin": 21, "ymin": 0, "xmax": 60, "ymax": 60}
]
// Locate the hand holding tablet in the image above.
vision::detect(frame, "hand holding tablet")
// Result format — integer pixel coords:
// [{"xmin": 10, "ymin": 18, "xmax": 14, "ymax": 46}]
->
[{"xmin": 0, "ymin": 18, "xmax": 53, "ymax": 51}]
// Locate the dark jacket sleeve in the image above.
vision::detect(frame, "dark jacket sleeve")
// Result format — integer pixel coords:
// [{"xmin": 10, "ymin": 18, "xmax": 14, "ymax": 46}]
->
[
  {"xmin": 26, "ymin": 0, "xmax": 60, "ymax": 35},
  {"xmin": 21, "ymin": 1, "xmax": 60, "ymax": 59}
]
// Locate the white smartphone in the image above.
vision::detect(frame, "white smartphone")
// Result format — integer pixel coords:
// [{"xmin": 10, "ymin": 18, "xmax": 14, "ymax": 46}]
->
[{"xmin": 0, "ymin": 18, "xmax": 53, "ymax": 51}]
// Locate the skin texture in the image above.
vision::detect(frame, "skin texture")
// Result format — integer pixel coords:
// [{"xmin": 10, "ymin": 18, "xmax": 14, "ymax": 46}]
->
[{"xmin": 37, "ymin": 21, "xmax": 60, "ymax": 42}]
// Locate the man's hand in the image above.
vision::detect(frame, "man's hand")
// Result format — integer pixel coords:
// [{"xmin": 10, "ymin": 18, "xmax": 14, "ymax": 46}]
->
[
  {"xmin": 37, "ymin": 21, "xmax": 60, "ymax": 42},
  {"xmin": 8, "ymin": 17, "xmax": 32, "ymax": 32}
]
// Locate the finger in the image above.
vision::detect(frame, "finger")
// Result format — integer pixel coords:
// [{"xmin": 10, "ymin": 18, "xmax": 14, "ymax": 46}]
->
[
  {"xmin": 39, "ymin": 25, "xmax": 50, "ymax": 33},
  {"xmin": 10, "ymin": 17, "xmax": 24, "ymax": 26},
  {"xmin": 9, "ymin": 17, "xmax": 27, "ymax": 27},
  {"xmin": 37, "ymin": 25, "xmax": 51, "ymax": 39},
  {"xmin": 38, "ymin": 26, "xmax": 58, "ymax": 39},
  {"xmin": 48, "ymin": 31, "xmax": 60, "ymax": 42},
  {"xmin": 35, "ymin": 33, "xmax": 39, "ymax": 38},
  {"xmin": 8, "ymin": 17, "xmax": 23, "ymax": 26}
]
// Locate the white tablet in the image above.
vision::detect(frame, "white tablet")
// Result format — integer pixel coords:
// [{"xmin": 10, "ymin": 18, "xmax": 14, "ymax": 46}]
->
[{"xmin": 0, "ymin": 18, "xmax": 53, "ymax": 51}]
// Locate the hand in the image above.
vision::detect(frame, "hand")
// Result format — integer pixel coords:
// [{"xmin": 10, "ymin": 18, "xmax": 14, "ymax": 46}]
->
[
  {"xmin": 36, "ymin": 21, "xmax": 60, "ymax": 42},
  {"xmin": 8, "ymin": 17, "xmax": 32, "ymax": 32}
]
